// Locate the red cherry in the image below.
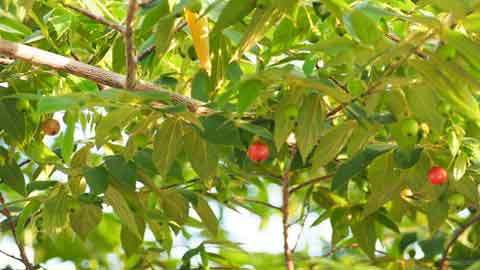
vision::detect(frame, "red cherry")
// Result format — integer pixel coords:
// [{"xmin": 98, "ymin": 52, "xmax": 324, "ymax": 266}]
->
[
  {"xmin": 247, "ymin": 141, "xmax": 269, "ymax": 162},
  {"xmin": 428, "ymin": 166, "xmax": 448, "ymax": 185},
  {"xmin": 42, "ymin": 119, "xmax": 60, "ymax": 136}
]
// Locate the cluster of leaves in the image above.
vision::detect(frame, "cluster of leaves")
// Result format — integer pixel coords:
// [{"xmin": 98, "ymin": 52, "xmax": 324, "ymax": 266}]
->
[{"xmin": 1, "ymin": 0, "xmax": 480, "ymax": 269}]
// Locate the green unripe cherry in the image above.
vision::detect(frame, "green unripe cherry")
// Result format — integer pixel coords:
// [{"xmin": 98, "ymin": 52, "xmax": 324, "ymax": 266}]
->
[
  {"xmin": 400, "ymin": 119, "xmax": 419, "ymax": 137},
  {"xmin": 283, "ymin": 105, "xmax": 299, "ymax": 120},
  {"xmin": 438, "ymin": 102, "xmax": 451, "ymax": 115},
  {"xmin": 448, "ymin": 193, "xmax": 465, "ymax": 207},
  {"xmin": 16, "ymin": 99, "xmax": 31, "ymax": 112}
]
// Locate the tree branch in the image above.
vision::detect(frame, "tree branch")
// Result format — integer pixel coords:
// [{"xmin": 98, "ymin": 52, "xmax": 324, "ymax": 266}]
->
[
  {"xmin": 282, "ymin": 147, "xmax": 296, "ymax": 270},
  {"xmin": 0, "ymin": 38, "xmax": 210, "ymax": 114},
  {"xmin": 137, "ymin": 21, "xmax": 187, "ymax": 61},
  {"xmin": 439, "ymin": 212, "xmax": 480, "ymax": 270},
  {"xmin": 233, "ymin": 196, "xmax": 281, "ymax": 211},
  {"xmin": 62, "ymin": 3, "xmax": 125, "ymax": 33},
  {"xmin": 289, "ymin": 174, "xmax": 334, "ymax": 194},
  {"xmin": 125, "ymin": 0, "xmax": 138, "ymax": 89},
  {"xmin": 0, "ymin": 248, "xmax": 25, "ymax": 264},
  {"xmin": 0, "ymin": 193, "xmax": 34, "ymax": 270}
]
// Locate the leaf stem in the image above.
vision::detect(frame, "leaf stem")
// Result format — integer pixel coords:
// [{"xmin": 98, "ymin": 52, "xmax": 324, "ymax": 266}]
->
[{"xmin": 62, "ymin": 3, "xmax": 125, "ymax": 33}]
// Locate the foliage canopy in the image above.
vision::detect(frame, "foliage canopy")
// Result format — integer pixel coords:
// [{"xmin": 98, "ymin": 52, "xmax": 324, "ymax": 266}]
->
[{"xmin": 1, "ymin": 0, "xmax": 480, "ymax": 270}]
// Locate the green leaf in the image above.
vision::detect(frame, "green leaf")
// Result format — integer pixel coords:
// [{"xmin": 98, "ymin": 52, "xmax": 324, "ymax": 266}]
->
[
  {"xmin": 213, "ymin": 0, "xmax": 256, "ymax": 32},
  {"xmin": 193, "ymin": 195, "xmax": 219, "ymax": 235},
  {"xmin": 36, "ymin": 95, "xmax": 83, "ymax": 113},
  {"xmin": 155, "ymin": 15, "xmax": 176, "ymax": 59},
  {"xmin": 351, "ymin": 216, "xmax": 377, "ymax": 258},
  {"xmin": 26, "ymin": 181, "xmax": 57, "ymax": 194},
  {"xmin": 153, "ymin": 118, "xmax": 185, "ymax": 177},
  {"xmin": 347, "ymin": 9, "xmax": 384, "ymax": 46},
  {"xmin": 0, "ymin": 159, "xmax": 26, "ymax": 195},
  {"xmin": 260, "ymin": 69, "xmax": 352, "ymax": 103},
  {"xmin": 121, "ymin": 216, "xmax": 145, "ymax": 257},
  {"xmin": 426, "ymin": 197, "xmax": 448, "ymax": 232},
  {"xmin": 296, "ymin": 93, "xmax": 325, "ymax": 161},
  {"xmin": 83, "ymin": 166, "xmax": 109, "ymax": 194},
  {"xmin": 311, "ymin": 121, "xmax": 356, "ymax": 169},
  {"xmin": 375, "ymin": 212, "xmax": 400, "ymax": 233},
  {"xmin": 332, "ymin": 143, "xmax": 395, "ymax": 194},
  {"xmin": 0, "ymin": 100, "xmax": 26, "ymax": 144},
  {"xmin": 411, "ymin": 59, "xmax": 480, "ymax": 121},
  {"xmin": 448, "ymin": 131, "xmax": 460, "ymax": 156},
  {"xmin": 0, "ymin": 16, "xmax": 32, "ymax": 36},
  {"xmin": 185, "ymin": 129, "xmax": 218, "ymax": 180},
  {"xmin": 364, "ymin": 153, "xmax": 404, "ymax": 216},
  {"xmin": 104, "ymin": 155, "xmax": 137, "ymax": 190},
  {"xmin": 330, "ymin": 207, "xmax": 350, "ymax": 245},
  {"xmin": 25, "ymin": 142, "xmax": 61, "ymax": 164},
  {"xmin": 233, "ymin": 6, "xmax": 281, "ymax": 60},
  {"xmin": 62, "ymin": 111, "xmax": 76, "ymax": 164},
  {"xmin": 149, "ymin": 220, "xmax": 173, "ymax": 253},
  {"xmin": 274, "ymin": 90, "xmax": 303, "ymax": 149},
  {"xmin": 453, "ymin": 153, "xmax": 467, "ymax": 180},
  {"xmin": 112, "ymin": 37, "xmax": 126, "ymax": 73},
  {"xmin": 160, "ymin": 190, "xmax": 189, "ymax": 225},
  {"xmin": 104, "ymin": 185, "xmax": 141, "ymax": 238},
  {"xmin": 199, "ymin": 115, "xmax": 242, "ymax": 145},
  {"xmin": 405, "ymin": 84, "xmax": 444, "ymax": 132},
  {"xmin": 237, "ymin": 79, "xmax": 266, "ymax": 114},
  {"xmin": 453, "ymin": 176, "xmax": 478, "ymax": 205},
  {"xmin": 70, "ymin": 203, "xmax": 102, "ymax": 240},
  {"xmin": 16, "ymin": 200, "xmax": 40, "ymax": 243},
  {"xmin": 43, "ymin": 185, "xmax": 70, "ymax": 234},
  {"xmin": 237, "ymin": 122, "xmax": 273, "ymax": 141},
  {"xmin": 192, "ymin": 69, "xmax": 211, "ymax": 102},
  {"xmin": 95, "ymin": 108, "xmax": 138, "ymax": 147}
]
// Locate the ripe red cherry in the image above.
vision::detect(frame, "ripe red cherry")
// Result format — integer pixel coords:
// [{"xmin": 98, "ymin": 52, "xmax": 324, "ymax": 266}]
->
[
  {"xmin": 42, "ymin": 119, "xmax": 60, "ymax": 136},
  {"xmin": 428, "ymin": 166, "xmax": 448, "ymax": 185},
  {"xmin": 247, "ymin": 141, "xmax": 269, "ymax": 162}
]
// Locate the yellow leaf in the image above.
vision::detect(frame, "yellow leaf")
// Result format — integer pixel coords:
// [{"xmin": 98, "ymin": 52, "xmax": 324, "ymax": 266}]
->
[{"xmin": 185, "ymin": 9, "xmax": 211, "ymax": 74}]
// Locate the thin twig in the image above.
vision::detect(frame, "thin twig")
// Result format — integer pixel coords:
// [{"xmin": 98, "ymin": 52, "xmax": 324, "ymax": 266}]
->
[
  {"xmin": 137, "ymin": 21, "xmax": 187, "ymax": 61},
  {"xmin": 62, "ymin": 3, "xmax": 125, "ymax": 33},
  {"xmin": 289, "ymin": 174, "xmax": 334, "ymax": 194},
  {"xmin": 125, "ymin": 0, "xmax": 138, "ymax": 89},
  {"xmin": 282, "ymin": 147, "xmax": 296, "ymax": 270},
  {"xmin": 385, "ymin": 33, "xmax": 426, "ymax": 59},
  {"xmin": 0, "ymin": 248, "xmax": 24, "ymax": 263},
  {"xmin": 439, "ymin": 212, "xmax": 480, "ymax": 270},
  {"xmin": 234, "ymin": 196, "xmax": 282, "ymax": 211},
  {"xmin": 0, "ymin": 193, "xmax": 34, "ymax": 270},
  {"xmin": 326, "ymin": 33, "xmax": 431, "ymax": 118},
  {"xmin": 328, "ymin": 76, "xmax": 349, "ymax": 94}
]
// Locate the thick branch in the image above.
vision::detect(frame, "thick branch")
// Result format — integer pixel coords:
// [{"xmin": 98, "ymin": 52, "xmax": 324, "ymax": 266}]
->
[
  {"xmin": 125, "ymin": 0, "xmax": 138, "ymax": 89},
  {"xmin": 282, "ymin": 147, "xmax": 296, "ymax": 270},
  {"xmin": 439, "ymin": 212, "xmax": 480, "ymax": 270},
  {"xmin": 0, "ymin": 193, "xmax": 33, "ymax": 270},
  {"xmin": 62, "ymin": 3, "xmax": 125, "ymax": 33},
  {"xmin": 0, "ymin": 39, "xmax": 209, "ymax": 114}
]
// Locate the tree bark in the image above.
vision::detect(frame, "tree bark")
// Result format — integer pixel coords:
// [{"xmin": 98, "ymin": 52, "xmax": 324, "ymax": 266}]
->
[{"xmin": 0, "ymin": 39, "xmax": 210, "ymax": 114}]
